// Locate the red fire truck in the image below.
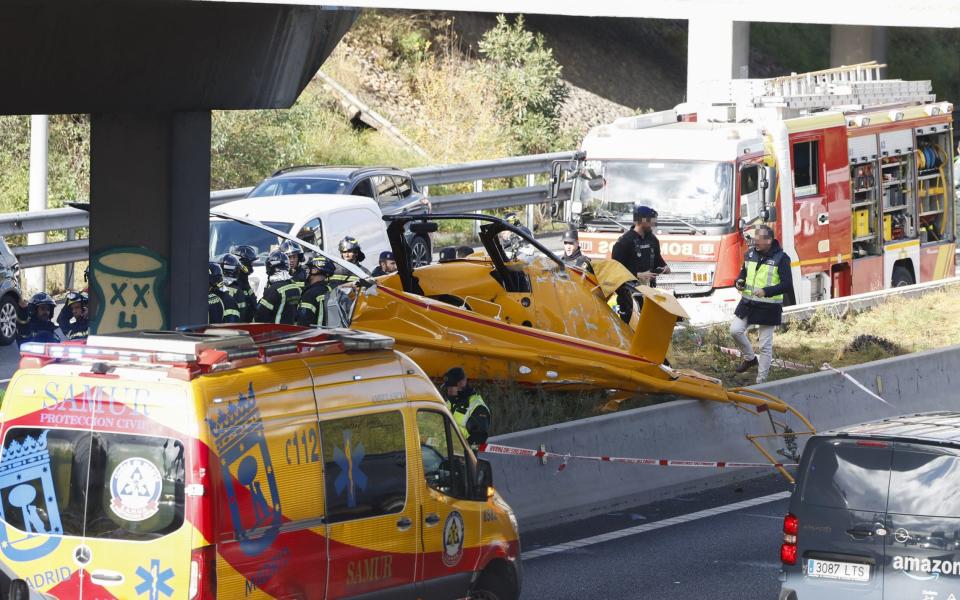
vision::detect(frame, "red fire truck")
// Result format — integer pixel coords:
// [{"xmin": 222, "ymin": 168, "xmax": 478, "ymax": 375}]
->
[{"xmin": 559, "ymin": 62, "xmax": 956, "ymax": 324}]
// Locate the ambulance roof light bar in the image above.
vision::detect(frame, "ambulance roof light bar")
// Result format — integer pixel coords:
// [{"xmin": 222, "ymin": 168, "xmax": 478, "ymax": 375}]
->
[{"xmin": 19, "ymin": 326, "xmax": 395, "ymax": 373}]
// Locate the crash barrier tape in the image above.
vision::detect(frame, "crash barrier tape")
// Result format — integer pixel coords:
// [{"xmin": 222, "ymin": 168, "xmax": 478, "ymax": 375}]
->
[
  {"xmin": 819, "ymin": 363, "xmax": 898, "ymax": 410},
  {"xmin": 717, "ymin": 345, "xmax": 897, "ymax": 409},
  {"xmin": 476, "ymin": 442, "xmax": 797, "ymax": 473}
]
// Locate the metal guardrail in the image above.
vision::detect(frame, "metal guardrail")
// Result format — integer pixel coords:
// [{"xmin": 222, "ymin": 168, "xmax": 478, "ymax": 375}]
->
[
  {"xmin": 0, "ymin": 207, "xmax": 90, "ymax": 237},
  {"xmin": 4, "ymin": 151, "xmax": 576, "ymax": 268}
]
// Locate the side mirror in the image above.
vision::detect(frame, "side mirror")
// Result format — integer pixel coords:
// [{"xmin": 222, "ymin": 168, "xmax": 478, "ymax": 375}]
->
[
  {"xmin": 549, "ymin": 161, "xmax": 563, "ymax": 199},
  {"xmin": 409, "ymin": 221, "xmax": 439, "ymax": 235},
  {"xmin": 760, "ymin": 208, "xmax": 770, "ymax": 222},
  {"xmin": 762, "ymin": 166, "xmax": 778, "ymax": 222},
  {"xmin": 475, "ymin": 458, "xmax": 493, "ymax": 497}
]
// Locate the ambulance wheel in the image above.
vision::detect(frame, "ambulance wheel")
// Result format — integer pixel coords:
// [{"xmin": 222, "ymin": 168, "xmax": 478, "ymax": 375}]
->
[
  {"xmin": 0, "ymin": 296, "xmax": 17, "ymax": 346},
  {"xmin": 9, "ymin": 579, "xmax": 29, "ymax": 600},
  {"xmin": 892, "ymin": 265, "xmax": 914, "ymax": 287},
  {"xmin": 470, "ymin": 563, "xmax": 518, "ymax": 600}
]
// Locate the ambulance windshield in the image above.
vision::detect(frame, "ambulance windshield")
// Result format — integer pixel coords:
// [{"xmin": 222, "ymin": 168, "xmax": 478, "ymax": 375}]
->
[{"xmin": 574, "ymin": 160, "xmax": 734, "ymax": 226}]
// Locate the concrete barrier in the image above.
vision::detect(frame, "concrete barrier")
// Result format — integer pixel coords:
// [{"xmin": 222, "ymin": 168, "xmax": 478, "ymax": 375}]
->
[{"xmin": 487, "ymin": 344, "xmax": 960, "ymax": 532}]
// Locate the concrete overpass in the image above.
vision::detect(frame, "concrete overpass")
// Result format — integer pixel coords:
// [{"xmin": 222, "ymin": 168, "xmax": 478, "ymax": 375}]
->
[
  {"xmin": 1, "ymin": 1, "xmax": 356, "ymax": 331},
  {"xmin": 242, "ymin": 0, "xmax": 960, "ymax": 101},
  {"xmin": 3, "ymin": 0, "xmax": 954, "ymax": 332}
]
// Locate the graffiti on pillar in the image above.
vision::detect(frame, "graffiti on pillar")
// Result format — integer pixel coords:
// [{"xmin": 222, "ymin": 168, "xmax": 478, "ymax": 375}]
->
[{"xmin": 90, "ymin": 247, "xmax": 168, "ymax": 334}]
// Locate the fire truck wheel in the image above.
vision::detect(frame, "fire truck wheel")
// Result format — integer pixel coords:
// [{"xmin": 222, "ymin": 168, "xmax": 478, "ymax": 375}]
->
[{"xmin": 891, "ymin": 265, "xmax": 914, "ymax": 287}]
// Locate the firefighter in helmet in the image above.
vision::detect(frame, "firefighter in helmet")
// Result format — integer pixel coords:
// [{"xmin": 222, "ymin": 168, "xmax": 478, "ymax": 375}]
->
[
  {"xmin": 208, "ymin": 263, "xmax": 241, "ymax": 324},
  {"xmin": 220, "ymin": 254, "xmax": 253, "ymax": 322},
  {"xmin": 16, "ymin": 292, "xmax": 59, "ymax": 347},
  {"xmin": 280, "ymin": 239, "xmax": 307, "ymax": 285},
  {"xmin": 56, "ymin": 291, "xmax": 89, "ymax": 340},
  {"xmin": 229, "ymin": 245, "xmax": 259, "ymax": 322},
  {"xmin": 296, "ymin": 255, "xmax": 337, "ymax": 327},
  {"xmin": 255, "ymin": 250, "xmax": 302, "ymax": 324},
  {"xmin": 330, "ymin": 236, "xmax": 370, "ymax": 285}
]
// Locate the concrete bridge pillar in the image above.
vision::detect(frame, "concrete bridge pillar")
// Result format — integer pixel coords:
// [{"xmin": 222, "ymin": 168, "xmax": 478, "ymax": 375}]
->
[
  {"xmin": 831, "ymin": 25, "xmax": 888, "ymax": 68},
  {"xmin": 687, "ymin": 19, "xmax": 750, "ymax": 102},
  {"xmin": 88, "ymin": 112, "xmax": 211, "ymax": 332}
]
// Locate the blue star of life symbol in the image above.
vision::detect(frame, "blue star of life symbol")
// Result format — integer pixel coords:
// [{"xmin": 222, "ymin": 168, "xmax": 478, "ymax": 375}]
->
[
  {"xmin": 135, "ymin": 558, "xmax": 175, "ymax": 600},
  {"xmin": 333, "ymin": 430, "xmax": 367, "ymax": 508}
]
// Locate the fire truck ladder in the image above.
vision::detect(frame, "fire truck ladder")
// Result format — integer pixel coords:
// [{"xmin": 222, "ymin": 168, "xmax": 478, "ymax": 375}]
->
[{"xmin": 728, "ymin": 61, "xmax": 936, "ymax": 115}]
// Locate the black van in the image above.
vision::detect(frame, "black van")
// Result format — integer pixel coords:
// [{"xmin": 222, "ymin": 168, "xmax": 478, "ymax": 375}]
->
[{"xmin": 780, "ymin": 412, "xmax": 960, "ymax": 600}]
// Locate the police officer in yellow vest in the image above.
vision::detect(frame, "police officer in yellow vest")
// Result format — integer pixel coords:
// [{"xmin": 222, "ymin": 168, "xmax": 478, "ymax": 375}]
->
[
  {"xmin": 441, "ymin": 367, "xmax": 491, "ymax": 449},
  {"xmin": 730, "ymin": 224, "xmax": 793, "ymax": 383}
]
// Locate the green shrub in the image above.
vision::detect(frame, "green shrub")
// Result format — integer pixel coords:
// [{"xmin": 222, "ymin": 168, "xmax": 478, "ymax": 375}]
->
[{"xmin": 478, "ymin": 15, "xmax": 569, "ymax": 155}]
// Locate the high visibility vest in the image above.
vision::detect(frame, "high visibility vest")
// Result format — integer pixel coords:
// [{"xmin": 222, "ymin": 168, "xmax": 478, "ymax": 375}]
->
[
  {"xmin": 448, "ymin": 393, "xmax": 488, "ymax": 440},
  {"xmin": 742, "ymin": 250, "xmax": 785, "ymax": 304}
]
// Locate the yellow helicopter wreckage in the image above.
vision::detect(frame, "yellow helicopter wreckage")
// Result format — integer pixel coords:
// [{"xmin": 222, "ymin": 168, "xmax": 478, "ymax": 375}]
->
[{"xmin": 209, "ymin": 210, "xmax": 814, "ymax": 480}]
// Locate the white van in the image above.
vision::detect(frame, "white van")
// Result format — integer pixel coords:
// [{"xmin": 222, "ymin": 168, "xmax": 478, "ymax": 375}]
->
[{"xmin": 210, "ymin": 194, "xmax": 390, "ymax": 293}]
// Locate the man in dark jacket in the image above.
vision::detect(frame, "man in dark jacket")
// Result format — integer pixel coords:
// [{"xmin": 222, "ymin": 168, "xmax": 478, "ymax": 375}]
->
[
  {"xmin": 561, "ymin": 229, "xmax": 593, "ymax": 274},
  {"xmin": 611, "ymin": 205, "xmax": 671, "ymax": 323},
  {"xmin": 729, "ymin": 224, "xmax": 793, "ymax": 383},
  {"xmin": 371, "ymin": 251, "xmax": 398, "ymax": 277}
]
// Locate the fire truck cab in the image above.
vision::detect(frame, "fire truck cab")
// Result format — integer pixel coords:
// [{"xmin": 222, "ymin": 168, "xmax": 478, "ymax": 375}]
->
[{"xmin": 563, "ymin": 62, "xmax": 956, "ymax": 324}]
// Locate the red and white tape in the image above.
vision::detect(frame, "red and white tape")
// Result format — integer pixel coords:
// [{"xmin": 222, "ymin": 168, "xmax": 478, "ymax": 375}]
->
[{"xmin": 477, "ymin": 442, "xmax": 796, "ymax": 472}]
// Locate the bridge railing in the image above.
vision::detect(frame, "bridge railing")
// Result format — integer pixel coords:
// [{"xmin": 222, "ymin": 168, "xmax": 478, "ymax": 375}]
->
[{"xmin": 6, "ymin": 150, "xmax": 576, "ymax": 270}]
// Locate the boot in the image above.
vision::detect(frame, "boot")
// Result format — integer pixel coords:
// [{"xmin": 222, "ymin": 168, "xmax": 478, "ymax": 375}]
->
[{"xmin": 735, "ymin": 356, "xmax": 759, "ymax": 374}]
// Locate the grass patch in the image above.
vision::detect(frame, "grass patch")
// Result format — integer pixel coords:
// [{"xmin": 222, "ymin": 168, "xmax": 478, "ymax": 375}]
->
[
  {"xmin": 669, "ymin": 286, "xmax": 960, "ymax": 388},
  {"xmin": 480, "ymin": 286, "xmax": 960, "ymax": 435}
]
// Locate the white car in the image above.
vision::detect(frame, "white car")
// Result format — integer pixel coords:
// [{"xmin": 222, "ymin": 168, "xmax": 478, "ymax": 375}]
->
[{"xmin": 210, "ymin": 194, "xmax": 390, "ymax": 294}]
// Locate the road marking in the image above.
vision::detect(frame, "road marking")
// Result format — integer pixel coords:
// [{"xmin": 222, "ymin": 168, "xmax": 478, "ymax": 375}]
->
[{"xmin": 521, "ymin": 491, "xmax": 790, "ymax": 561}]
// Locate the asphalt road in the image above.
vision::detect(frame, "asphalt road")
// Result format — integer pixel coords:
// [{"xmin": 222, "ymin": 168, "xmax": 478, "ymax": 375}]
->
[
  {"xmin": 519, "ymin": 475, "xmax": 791, "ymax": 600},
  {"xmin": 0, "ymin": 342, "xmax": 18, "ymax": 381}
]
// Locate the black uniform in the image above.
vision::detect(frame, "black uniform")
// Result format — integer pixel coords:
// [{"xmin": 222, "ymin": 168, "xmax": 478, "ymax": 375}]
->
[
  {"xmin": 226, "ymin": 280, "xmax": 258, "ymax": 323},
  {"xmin": 329, "ymin": 262, "xmax": 370, "ymax": 285},
  {"xmin": 291, "ymin": 266, "xmax": 308, "ymax": 286},
  {"xmin": 16, "ymin": 307, "xmax": 58, "ymax": 346},
  {"xmin": 562, "ymin": 248, "xmax": 594, "ymax": 274},
  {"xmin": 296, "ymin": 280, "xmax": 332, "ymax": 327},
  {"xmin": 208, "ymin": 288, "xmax": 241, "ymax": 324},
  {"xmin": 56, "ymin": 305, "xmax": 90, "ymax": 340},
  {"xmin": 56, "ymin": 310, "xmax": 89, "ymax": 340},
  {"xmin": 255, "ymin": 275, "xmax": 302, "ymax": 324},
  {"xmin": 611, "ymin": 228, "xmax": 667, "ymax": 323}
]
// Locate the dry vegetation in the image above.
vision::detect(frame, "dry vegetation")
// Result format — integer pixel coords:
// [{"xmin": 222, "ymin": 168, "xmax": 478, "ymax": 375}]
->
[
  {"xmin": 671, "ymin": 286, "xmax": 960, "ymax": 387},
  {"xmin": 487, "ymin": 286, "xmax": 960, "ymax": 434}
]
